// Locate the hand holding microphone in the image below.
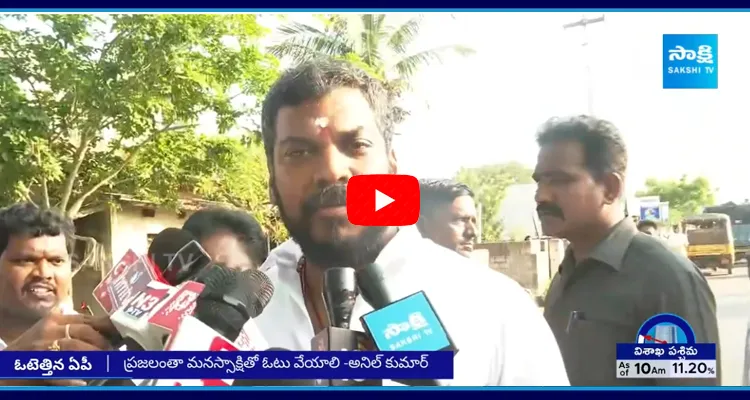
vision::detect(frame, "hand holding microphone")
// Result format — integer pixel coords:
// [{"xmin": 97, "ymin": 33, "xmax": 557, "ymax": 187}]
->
[{"xmin": 0, "ymin": 304, "xmax": 117, "ymax": 386}]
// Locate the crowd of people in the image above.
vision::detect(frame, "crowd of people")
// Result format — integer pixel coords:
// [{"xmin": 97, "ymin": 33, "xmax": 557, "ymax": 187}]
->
[{"xmin": 0, "ymin": 59, "xmax": 722, "ymax": 386}]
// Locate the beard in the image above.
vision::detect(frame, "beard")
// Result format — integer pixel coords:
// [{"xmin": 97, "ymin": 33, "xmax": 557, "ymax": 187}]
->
[{"xmin": 273, "ymin": 183, "xmax": 391, "ymax": 269}]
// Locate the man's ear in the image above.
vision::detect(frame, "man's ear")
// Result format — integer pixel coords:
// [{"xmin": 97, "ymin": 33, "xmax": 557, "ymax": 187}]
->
[{"xmin": 601, "ymin": 172, "xmax": 625, "ymax": 205}]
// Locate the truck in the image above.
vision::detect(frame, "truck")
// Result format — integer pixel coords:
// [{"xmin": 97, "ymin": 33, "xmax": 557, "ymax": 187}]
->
[{"xmin": 703, "ymin": 202, "xmax": 750, "ymax": 261}]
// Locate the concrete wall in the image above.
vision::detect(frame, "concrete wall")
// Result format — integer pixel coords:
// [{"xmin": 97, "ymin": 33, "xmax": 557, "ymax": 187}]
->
[{"xmin": 474, "ymin": 238, "xmax": 567, "ymax": 295}]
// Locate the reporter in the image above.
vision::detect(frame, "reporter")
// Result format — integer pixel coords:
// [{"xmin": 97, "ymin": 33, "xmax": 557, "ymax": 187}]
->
[{"xmin": 0, "ymin": 203, "xmax": 115, "ymax": 386}]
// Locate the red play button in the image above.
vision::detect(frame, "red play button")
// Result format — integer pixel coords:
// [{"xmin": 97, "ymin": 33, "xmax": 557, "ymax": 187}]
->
[{"xmin": 346, "ymin": 175, "xmax": 420, "ymax": 227}]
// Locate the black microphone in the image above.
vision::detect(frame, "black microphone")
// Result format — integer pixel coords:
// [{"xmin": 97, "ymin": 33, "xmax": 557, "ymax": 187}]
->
[
  {"xmin": 312, "ymin": 267, "xmax": 381, "ymax": 387},
  {"xmin": 232, "ymin": 348, "xmax": 318, "ymax": 386},
  {"xmin": 356, "ymin": 263, "xmax": 455, "ymax": 386},
  {"xmin": 193, "ymin": 265, "xmax": 275, "ymax": 341},
  {"xmin": 147, "ymin": 228, "xmax": 211, "ymax": 285},
  {"xmin": 140, "ymin": 265, "xmax": 275, "ymax": 387}
]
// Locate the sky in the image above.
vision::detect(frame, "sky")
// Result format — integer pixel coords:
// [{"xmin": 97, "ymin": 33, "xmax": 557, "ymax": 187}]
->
[
  {"xmin": 5, "ymin": 12, "xmax": 749, "ymax": 203},
  {"xmin": 389, "ymin": 12, "xmax": 749, "ymax": 203}
]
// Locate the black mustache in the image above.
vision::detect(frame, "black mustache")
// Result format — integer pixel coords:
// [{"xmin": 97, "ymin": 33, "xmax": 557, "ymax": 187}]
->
[
  {"xmin": 303, "ymin": 184, "xmax": 347, "ymax": 215},
  {"xmin": 537, "ymin": 203, "xmax": 564, "ymax": 219},
  {"xmin": 23, "ymin": 277, "xmax": 55, "ymax": 292}
]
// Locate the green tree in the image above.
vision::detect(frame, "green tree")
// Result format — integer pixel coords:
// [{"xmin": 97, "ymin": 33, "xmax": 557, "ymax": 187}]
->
[
  {"xmin": 636, "ymin": 176, "xmax": 716, "ymax": 224},
  {"xmin": 0, "ymin": 14, "xmax": 278, "ymax": 220},
  {"xmin": 455, "ymin": 162, "xmax": 534, "ymax": 242},
  {"xmin": 123, "ymin": 131, "xmax": 287, "ymax": 244},
  {"xmin": 267, "ymin": 14, "xmax": 474, "ymax": 123}
]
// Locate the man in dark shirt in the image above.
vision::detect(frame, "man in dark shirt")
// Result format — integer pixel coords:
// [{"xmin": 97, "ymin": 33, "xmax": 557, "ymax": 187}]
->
[{"xmin": 533, "ymin": 115, "xmax": 720, "ymax": 386}]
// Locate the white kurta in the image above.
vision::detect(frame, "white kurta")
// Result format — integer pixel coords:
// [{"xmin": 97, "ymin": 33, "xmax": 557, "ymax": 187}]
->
[{"xmin": 253, "ymin": 226, "xmax": 570, "ymax": 386}]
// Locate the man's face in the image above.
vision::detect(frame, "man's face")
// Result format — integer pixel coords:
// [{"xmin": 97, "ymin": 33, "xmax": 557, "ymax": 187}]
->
[
  {"xmin": 200, "ymin": 231, "xmax": 255, "ymax": 271},
  {"xmin": 533, "ymin": 141, "xmax": 608, "ymax": 239},
  {"xmin": 271, "ymin": 87, "xmax": 397, "ymax": 267},
  {"xmin": 0, "ymin": 234, "xmax": 71, "ymax": 321},
  {"xmin": 422, "ymin": 196, "xmax": 478, "ymax": 257}
]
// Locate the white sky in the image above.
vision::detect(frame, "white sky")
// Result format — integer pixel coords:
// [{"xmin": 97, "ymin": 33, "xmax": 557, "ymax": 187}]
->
[
  {"xmin": 391, "ymin": 12, "xmax": 749, "ymax": 204},
  {"xmin": 6, "ymin": 12, "xmax": 749, "ymax": 203}
]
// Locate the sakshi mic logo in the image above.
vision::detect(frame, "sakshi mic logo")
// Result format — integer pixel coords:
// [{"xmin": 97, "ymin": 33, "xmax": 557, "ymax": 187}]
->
[
  {"xmin": 383, "ymin": 311, "xmax": 431, "ymax": 347},
  {"xmin": 662, "ymin": 34, "xmax": 718, "ymax": 89}
]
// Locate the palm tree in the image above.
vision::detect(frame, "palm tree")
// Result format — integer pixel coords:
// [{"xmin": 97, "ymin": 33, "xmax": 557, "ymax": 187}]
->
[{"xmin": 267, "ymin": 14, "xmax": 475, "ymax": 124}]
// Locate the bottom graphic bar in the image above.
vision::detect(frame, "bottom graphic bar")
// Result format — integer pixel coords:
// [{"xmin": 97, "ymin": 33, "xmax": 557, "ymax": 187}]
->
[{"xmin": 616, "ymin": 359, "xmax": 717, "ymax": 379}]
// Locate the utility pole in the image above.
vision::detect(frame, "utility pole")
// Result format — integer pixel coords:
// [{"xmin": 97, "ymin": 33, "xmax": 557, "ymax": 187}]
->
[{"xmin": 563, "ymin": 14, "xmax": 605, "ymax": 116}]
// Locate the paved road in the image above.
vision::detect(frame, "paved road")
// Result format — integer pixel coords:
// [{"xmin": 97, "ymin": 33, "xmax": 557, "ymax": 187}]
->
[{"xmin": 707, "ymin": 266, "xmax": 750, "ymax": 386}]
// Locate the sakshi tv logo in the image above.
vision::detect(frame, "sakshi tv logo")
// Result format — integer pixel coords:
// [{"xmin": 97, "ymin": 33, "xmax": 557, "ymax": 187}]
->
[
  {"xmin": 662, "ymin": 34, "xmax": 718, "ymax": 89},
  {"xmin": 360, "ymin": 291, "xmax": 451, "ymax": 351}
]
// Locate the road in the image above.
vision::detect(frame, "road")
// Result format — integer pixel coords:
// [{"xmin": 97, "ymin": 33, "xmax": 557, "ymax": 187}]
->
[{"xmin": 707, "ymin": 266, "xmax": 750, "ymax": 386}]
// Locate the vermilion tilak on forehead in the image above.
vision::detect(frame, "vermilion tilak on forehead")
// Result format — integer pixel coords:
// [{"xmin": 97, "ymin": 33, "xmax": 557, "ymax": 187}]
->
[{"xmin": 314, "ymin": 117, "xmax": 333, "ymax": 139}]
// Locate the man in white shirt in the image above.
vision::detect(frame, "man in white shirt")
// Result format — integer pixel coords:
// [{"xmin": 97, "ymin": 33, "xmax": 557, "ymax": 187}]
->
[
  {"xmin": 417, "ymin": 179, "xmax": 478, "ymax": 258},
  {"xmin": 252, "ymin": 59, "xmax": 569, "ymax": 386},
  {"xmin": 0, "ymin": 203, "xmax": 114, "ymax": 386}
]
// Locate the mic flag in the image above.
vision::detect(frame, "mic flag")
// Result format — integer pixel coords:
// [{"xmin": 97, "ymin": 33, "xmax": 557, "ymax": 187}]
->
[
  {"xmin": 356, "ymin": 263, "xmax": 455, "ymax": 386},
  {"xmin": 148, "ymin": 228, "xmax": 211, "ymax": 285},
  {"xmin": 92, "ymin": 249, "xmax": 146, "ymax": 313}
]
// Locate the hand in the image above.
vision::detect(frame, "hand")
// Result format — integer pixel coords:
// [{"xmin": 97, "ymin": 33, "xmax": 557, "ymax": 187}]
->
[{"xmin": 3, "ymin": 305, "xmax": 116, "ymax": 386}]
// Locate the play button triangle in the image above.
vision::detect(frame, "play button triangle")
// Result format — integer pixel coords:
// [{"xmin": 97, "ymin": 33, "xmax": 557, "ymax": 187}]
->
[{"xmin": 375, "ymin": 190, "xmax": 395, "ymax": 212}]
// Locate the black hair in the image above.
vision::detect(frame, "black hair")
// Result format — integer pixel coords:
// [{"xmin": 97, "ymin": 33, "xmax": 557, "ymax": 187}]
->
[
  {"xmin": 182, "ymin": 208, "xmax": 268, "ymax": 267},
  {"xmin": 260, "ymin": 59, "xmax": 393, "ymax": 163},
  {"xmin": 637, "ymin": 219, "xmax": 659, "ymax": 231},
  {"xmin": 419, "ymin": 179, "xmax": 474, "ymax": 217},
  {"xmin": 0, "ymin": 202, "xmax": 75, "ymax": 256},
  {"xmin": 536, "ymin": 115, "xmax": 627, "ymax": 180}
]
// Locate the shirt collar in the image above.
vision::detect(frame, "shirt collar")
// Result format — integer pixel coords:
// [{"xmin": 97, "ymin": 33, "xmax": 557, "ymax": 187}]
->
[{"xmin": 562, "ymin": 218, "xmax": 638, "ymax": 271}]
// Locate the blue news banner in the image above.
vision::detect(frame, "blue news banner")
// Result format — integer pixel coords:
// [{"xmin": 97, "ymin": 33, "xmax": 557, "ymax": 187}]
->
[
  {"xmin": 0, "ymin": 351, "xmax": 452, "ymax": 380},
  {"xmin": 615, "ymin": 344, "xmax": 717, "ymax": 379}
]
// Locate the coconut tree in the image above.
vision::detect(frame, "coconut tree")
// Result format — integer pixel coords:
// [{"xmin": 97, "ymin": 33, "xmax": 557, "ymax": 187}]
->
[{"xmin": 267, "ymin": 14, "xmax": 474, "ymax": 123}]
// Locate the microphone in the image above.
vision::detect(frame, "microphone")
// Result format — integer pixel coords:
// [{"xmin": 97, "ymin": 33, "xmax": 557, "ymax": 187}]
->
[
  {"xmin": 92, "ymin": 249, "xmax": 164, "ymax": 314},
  {"xmin": 232, "ymin": 348, "xmax": 319, "ymax": 387},
  {"xmin": 312, "ymin": 267, "xmax": 381, "ymax": 387},
  {"xmin": 192, "ymin": 266, "xmax": 274, "ymax": 340},
  {"xmin": 357, "ymin": 263, "xmax": 456, "ymax": 386},
  {"xmin": 88, "ymin": 253, "xmax": 197, "ymax": 387},
  {"xmin": 148, "ymin": 228, "xmax": 212, "ymax": 285},
  {"xmin": 150, "ymin": 266, "xmax": 274, "ymax": 387}
]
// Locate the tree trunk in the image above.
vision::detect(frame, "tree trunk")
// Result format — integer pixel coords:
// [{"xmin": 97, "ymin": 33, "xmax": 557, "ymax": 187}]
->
[{"xmin": 59, "ymin": 136, "xmax": 92, "ymax": 212}]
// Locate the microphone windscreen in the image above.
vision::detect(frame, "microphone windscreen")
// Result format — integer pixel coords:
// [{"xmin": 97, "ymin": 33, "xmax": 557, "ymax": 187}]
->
[
  {"xmin": 193, "ymin": 266, "xmax": 273, "ymax": 340},
  {"xmin": 233, "ymin": 270, "xmax": 274, "ymax": 318}
]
